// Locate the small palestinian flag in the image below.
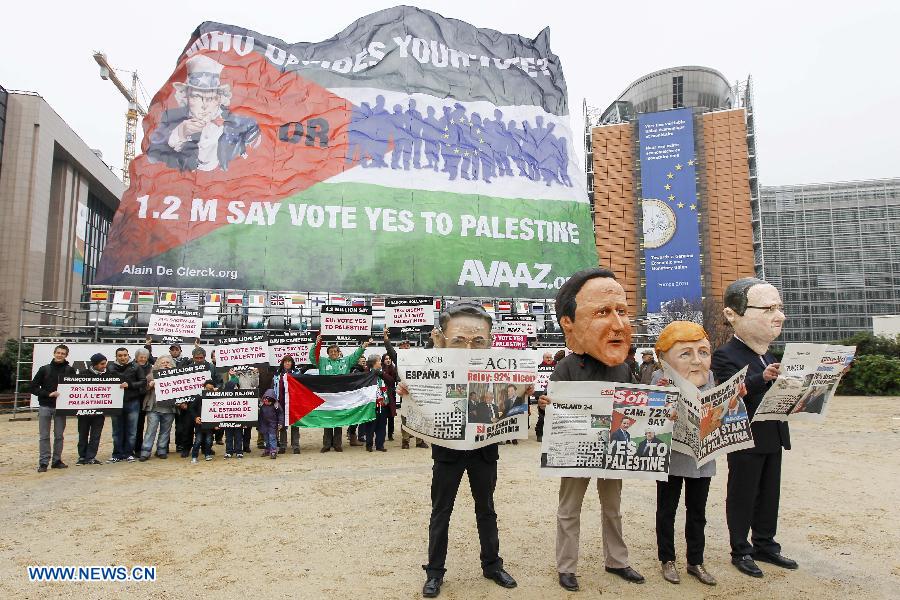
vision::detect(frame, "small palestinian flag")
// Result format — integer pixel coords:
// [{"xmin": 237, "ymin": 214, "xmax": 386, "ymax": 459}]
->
[
  {"xmin": 137, "ymin": 291, "xmax": 155, "ymax": 304},
  {"xmin": 285, "ymin": 372, "xmax": 377, "ymax": 428},
  {"xmin": 90, "ymin": 289, "xmax": 109, "ymax": 301},
  {"xmin": 160, "ymin": 292, "xmax": 177, "ymax": 303}
]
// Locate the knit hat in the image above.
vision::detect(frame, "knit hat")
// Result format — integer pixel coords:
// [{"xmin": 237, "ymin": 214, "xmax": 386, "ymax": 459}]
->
[
  {"xmin": 90, "ymin": 353, "xmax": 107, "ymax": 366},
  {"xmin": 655, "ymin": 321, "xmax": 709, "ymax": 354}
]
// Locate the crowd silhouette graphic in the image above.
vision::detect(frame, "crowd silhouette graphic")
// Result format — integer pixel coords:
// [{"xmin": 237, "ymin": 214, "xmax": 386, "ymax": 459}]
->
[{"xmin": 346, "ymin": 96, "xmax": 573, "ymax": 188}]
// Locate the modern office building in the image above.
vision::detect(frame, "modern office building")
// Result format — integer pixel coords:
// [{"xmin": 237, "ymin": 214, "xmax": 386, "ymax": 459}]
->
[
  {"xmin": 586, "ymin": 66, "xmax": 760, "ymax": 332},
  {"xmin": 759, "ymin": 179, "xmax": 900, "ymax": 342},
  {"xmin": 0, "ymin": 89, "xmax": 124, "ymax": 342}
]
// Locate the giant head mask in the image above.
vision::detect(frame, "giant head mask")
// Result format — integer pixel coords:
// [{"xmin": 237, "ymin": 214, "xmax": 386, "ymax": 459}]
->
[
  {"xmin": 655, "ymin": 320, "xmax": 711, "ymax": 388},
  {"xmin": 556, "ymin": 268, "xmax": 633, "ymax": 366},
  {"xmin": 432, "ymin": 302, "xmax": 493, "ymax": 349},
  {"xmin": 723, "ymin": 277, "xmax": 785, "ymax": 355}
]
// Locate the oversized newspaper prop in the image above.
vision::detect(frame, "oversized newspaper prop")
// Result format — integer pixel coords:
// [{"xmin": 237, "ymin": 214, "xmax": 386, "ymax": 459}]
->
[
  {"xmin": 153, "ymin": 364, "xmax": 210, "ymax": 406},
  {"xmin": 540, "ymin": 381, "xmax": 677, "ymax": 480},
  {"xmin": 55, "ymin": 375, "xmax": 124, "ymax": 416},
  {"xmin": 398, "ymin": 349, "xmax": 537, "ymax": 449},
  {"xmin": 753, "ymin": 343, "xmax": 855, "ymax": 423},
  {"xmin": 666, "ymin": 364, "xmax": 753, "ymax": 467}
]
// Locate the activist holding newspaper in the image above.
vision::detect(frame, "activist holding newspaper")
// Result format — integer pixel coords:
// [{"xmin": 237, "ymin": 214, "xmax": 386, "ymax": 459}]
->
[
  {"xmin": 396, "ymin": 301, "xmax": 528, "ymax": 596},
  {"xmin": 753, "ymin": 343, "xmax": 855, "ymax": 423},
  {"xmin": 398, "ymin": 348, "xmax": 537, "ymax": 449}
]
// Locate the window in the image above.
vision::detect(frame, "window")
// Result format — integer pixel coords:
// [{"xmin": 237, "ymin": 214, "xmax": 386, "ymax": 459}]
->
[{"xmin": 672, "ymin": 76, "xmax": 684, "ymax": 109}]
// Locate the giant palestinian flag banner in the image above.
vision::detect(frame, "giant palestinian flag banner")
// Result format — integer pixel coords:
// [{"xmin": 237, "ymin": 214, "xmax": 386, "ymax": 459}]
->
[{"xmin": 95, "ymin": 7, "xmax": 595, "ymax": 297}]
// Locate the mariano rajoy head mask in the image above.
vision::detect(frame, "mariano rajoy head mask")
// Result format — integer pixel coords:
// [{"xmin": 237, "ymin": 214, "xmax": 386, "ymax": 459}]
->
[{"xmin": 722, "ymin": 277, "xmax": 785, "ymax": 355}]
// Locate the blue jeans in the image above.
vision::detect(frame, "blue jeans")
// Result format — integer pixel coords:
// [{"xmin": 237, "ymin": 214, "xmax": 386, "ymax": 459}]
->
[
  {"xmin": 263, "ymin": 430, "xmax": 278, "ymax": 453},
  {"xmin": 111, "ymin": 400, "xmax": 140, "ymax": 459},
  {"xmin": 191, "ymin": 427, "xmax": 213, "ymax": 459},
  {"xmin": 225, "ymin": 428, "xmax": 243, "ymax": 454},
  {"xmin": 140, "ymin": 411, "xmax": 175, "ymax": 458}
]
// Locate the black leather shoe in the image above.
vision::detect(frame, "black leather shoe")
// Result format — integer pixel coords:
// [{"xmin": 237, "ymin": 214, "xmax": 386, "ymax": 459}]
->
[
  {"xmin": 732, "ymin": 555, "xmax": 763, "ymax": 577},
  {"xmin": 484, "ymin": 569, "xmax": 517, "ymax": 588},
  {"xmin": 558, "ymin": 572, "xmax": 579, "ymax": 591},
  {"xmin": 37, "ymin": 465, "xmax": 48, "ymax": 473},
  {"xmin": 51, "ymin": 460, "xmax": 68, "ymax": 469},
  {"xmin": 422, "ymin": 577, "xmax": 442, "ymax": 597},
  {"xmin": 753, "ymin": 551, "xmax": 798, "ymax": 570},
  {"xmin": 605, "ymin": 566, "xmax": 645, "ymax": 584}
]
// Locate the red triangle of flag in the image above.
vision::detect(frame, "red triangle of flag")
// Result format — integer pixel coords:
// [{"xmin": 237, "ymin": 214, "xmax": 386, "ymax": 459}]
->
[{"xmin": 285, "ymin": 375, "xmax": 325, "ymax": 426}]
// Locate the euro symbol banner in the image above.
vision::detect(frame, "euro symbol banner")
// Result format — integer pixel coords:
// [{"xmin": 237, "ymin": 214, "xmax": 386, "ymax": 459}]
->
[{"xmin": 96, "ymin": 7, "xmax": 596, "ymax": 297}]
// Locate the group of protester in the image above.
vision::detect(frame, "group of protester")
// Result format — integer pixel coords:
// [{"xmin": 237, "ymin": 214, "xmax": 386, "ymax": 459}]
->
[{"xmin": 32, "ymin": 269, "xmax": 797, "ymax": 597}]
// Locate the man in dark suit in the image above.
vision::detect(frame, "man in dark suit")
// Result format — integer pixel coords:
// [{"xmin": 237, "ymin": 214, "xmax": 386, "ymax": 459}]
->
[
  {"xmin": 636, "ymin": 429, "xmax": 664, "ymax": 457},
  {"xmin": 403, "ymin": 302, "xmax": 518, "ymax": 598},
  {"xmin": 610, "ymin": 417, "xmax": 635, "ymax": 445},
  {"xmin": 712, "ymin": 277, "xmax": 797, "ymax": 578},
  {"xmin": 147, "ymin": 54, "xmax": 260, "ymax": 172}
]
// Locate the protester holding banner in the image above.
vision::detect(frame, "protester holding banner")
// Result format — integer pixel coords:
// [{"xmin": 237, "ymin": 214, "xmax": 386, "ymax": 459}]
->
[
  {"xmin": 31, "ymin": 344, "xmax": 76, "ymax": 472},
  {"xmin": 384, "ymin": 332, "xmax": 427, "ymax": 450},
  {"xmin": 108, "ymin": 348, "xmax": 140, "ymax": 463},
  {"xmin": 310, "ymin": 335, "xmax": 371, "ymax": 452},
  {"xmin": 538, "ymin": 268, "xmax": 644, "ymax": 591},
  {"xmin": 649, "ymin": 322, "xmax": 719, "ymax": 586},
  {"xmin": 74, "ymin": 353, "xmax": 120, "ymax": 465},
  {"xmin": 274, "ymin": 356, "xmax": 302, "ymax": 455},
  {"xmin": 711, "ymin": 277, "xmax": 795, "ymax": 578},
  {"xmin": 130, "ymin": 349, "xmax": 155, "ymax": 457},
  {"xmin": 139, "ymin": 355, "xmax": 176, "ymax": 462},
  {"xmin": 404, "ymin": 301, "xmax": 517, "ymax": 598}
]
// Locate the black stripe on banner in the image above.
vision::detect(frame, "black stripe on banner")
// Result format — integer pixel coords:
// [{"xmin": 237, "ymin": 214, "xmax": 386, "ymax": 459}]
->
[{"xmin": 290, "ymin": 371, "xmax": 377, "ymax": 394}]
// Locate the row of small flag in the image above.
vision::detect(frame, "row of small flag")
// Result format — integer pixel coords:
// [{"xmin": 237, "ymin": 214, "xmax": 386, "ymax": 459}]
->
[{"xmin": 88, "ymin": 290, "xmax": 547, "ymax": 314}]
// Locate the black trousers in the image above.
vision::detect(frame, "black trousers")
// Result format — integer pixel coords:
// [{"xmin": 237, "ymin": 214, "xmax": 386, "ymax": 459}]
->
[
  {"xmin": 656, "ymin": 476, "xmax": 711, "ymax": 564},
  {"xmin": 535, "ymin": 406, "xmax": 546, "ymax": 438},
  {"xmin": 322, "ymin": 427, "xmax": 343, "ymax": 449},
  {"xmin": 425, "ymin": 454, "xmax": 502, "ymax": 578},
  {"xmin": 77, "ymin": 414, "xmax": 105, "ymax": 460},
  {"xmin": 726, "ymin": 450, "xmax": 782, "ymax": 558},
  {"xmin": 174, "ymin": 410, "xmax": 194, "ymax": 449}
]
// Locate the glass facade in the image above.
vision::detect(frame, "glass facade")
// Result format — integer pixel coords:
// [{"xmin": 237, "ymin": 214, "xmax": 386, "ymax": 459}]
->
[
  {"xmin": 760, "ymin": 179, "xmax": 900, "ymax": 342},
  {"xmin": 81, "ymin": 191, "xmax": 115, "ymax": 300}
]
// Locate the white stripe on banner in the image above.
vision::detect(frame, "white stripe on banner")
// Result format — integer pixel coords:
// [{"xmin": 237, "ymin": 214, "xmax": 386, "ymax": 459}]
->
[{"xmin": 312, "ymin": 385, "xmax": 378, "ymax": 412}]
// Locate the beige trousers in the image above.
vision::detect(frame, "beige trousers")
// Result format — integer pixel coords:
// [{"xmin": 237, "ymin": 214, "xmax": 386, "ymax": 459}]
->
[{"xmin": 556, "ymin": 477, "xmax": 629, "ymax": 573}]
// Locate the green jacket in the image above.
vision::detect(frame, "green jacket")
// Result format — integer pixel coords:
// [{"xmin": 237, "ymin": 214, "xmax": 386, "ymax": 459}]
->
[{"xmin": 311, "ymin": 339, "xmax": 366, "ymax": 376}]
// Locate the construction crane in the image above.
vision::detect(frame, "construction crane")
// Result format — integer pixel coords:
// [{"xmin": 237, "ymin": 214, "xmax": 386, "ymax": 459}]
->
[{"xmin": 93, "ymin": 51, "xmax": 148, "ymax": 187}]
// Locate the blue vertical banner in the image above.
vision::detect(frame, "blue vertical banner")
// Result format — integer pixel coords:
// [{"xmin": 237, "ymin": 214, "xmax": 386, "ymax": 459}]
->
[{"xmin": 638, "ymin": 108, "xmax": 702, "ymax": 330}]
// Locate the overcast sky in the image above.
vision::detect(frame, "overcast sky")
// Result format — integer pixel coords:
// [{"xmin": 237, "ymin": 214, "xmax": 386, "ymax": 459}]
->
[{"xmin": 2, "ymin": 1, "xmax": 897, "ymax": 187}]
